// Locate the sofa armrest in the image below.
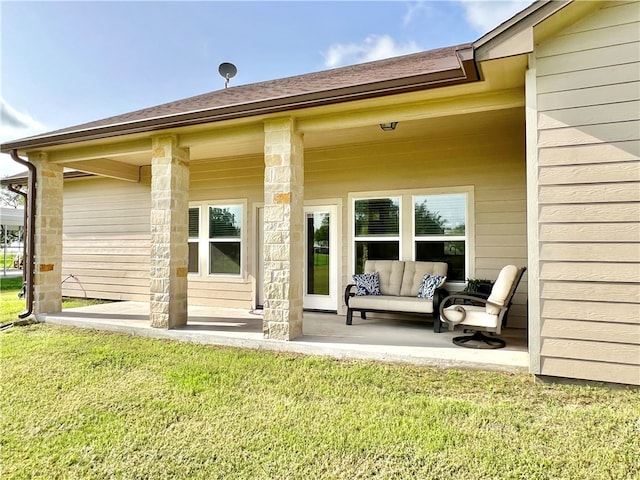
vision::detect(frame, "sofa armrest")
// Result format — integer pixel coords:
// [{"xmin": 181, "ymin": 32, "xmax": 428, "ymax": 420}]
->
[
  {"xmin": 432, "ymin": 287, "xmax": 449, "ymax": 316},
  {"xmin": 344, "ymin": 284, "xmax": 357, "ymax": 307}
]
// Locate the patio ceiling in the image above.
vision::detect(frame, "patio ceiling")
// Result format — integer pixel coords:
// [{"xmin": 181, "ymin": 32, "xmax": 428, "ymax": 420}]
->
[
  {"xmin": 33, "ymin": 53, "xmax": 527, "ymax": 177},
  {"xmin": 44, "ymin": 106, "xmax": 525, "ymax": 174}
]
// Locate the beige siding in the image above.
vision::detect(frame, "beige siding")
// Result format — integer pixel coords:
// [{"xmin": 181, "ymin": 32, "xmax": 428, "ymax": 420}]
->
[
  {"xmin": 534, "ymin": 1, "xmax": 640, "ymax": 384},
  {"xmin": 62, "ymin": 171, "xmax": 151, "ymax": 301},
  {"xmin": 187, "ymin": 155, "xmax": 264, "ymax": 309},
  {"xmin": 305, "ymin": 108, "xmax": 528, "ymax": 328},
  {"xmin": 60, "ymin": 106, "xmax": 528, "ymax": 321},
  {"xmin": 182, "ymin": 108, "xmax": 528, "ymax": 317}
]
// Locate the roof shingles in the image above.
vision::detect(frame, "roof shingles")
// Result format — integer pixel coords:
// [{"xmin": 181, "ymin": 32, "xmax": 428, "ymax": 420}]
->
[{"xmin": 2, "ymin": 44, "xmax": 473, "ymax": 152}]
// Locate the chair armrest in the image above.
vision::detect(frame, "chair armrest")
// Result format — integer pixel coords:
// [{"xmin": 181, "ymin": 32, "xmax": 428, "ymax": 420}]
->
[
  {"xmin": 344, "ymin": 284, "xmax": 356, "ymax": 307},
  {"xmin": 439, "ymin": 294, "xmax": 506, "ymax": 324}
]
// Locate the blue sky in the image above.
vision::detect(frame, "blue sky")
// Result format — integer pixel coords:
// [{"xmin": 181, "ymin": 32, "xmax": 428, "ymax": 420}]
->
[{"xmin": 1, "ymin": 0, "xmax": 531, "ymax": 177}]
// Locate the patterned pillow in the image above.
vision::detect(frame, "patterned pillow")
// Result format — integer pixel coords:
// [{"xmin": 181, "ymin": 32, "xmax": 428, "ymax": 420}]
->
[
  {"xmin": 417, "ymin": 274, "xmax": 446, "ymax": 299},
  {"xmin": 352, "ymin": 272, "xmax": 381, "ymax": 296}
]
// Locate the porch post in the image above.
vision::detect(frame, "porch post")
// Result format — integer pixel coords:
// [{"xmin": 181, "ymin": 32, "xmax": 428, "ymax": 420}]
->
[
  {"xmin": 263, "ymin": 117, "xmax": 304, "ymax": 340},
  {"xmin": 150, "ymin": 135, "xmax": 190, "ymax": 329},
  {"xmin": 29, "ymin": 152, "xmax": 63, "ymax": 315}
]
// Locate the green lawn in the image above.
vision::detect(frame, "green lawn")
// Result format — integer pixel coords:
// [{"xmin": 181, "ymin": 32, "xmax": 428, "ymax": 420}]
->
[
  {"xmin": 1, "ymin": 325, "xmax": 638, "ymax": 479},
  {"xmin": 1, "ymin": 252, "xmax": 17, "ymax": 269},
  {"xmin": 1, "ymin": 276, "xmax": 110, "ymax": 324}
]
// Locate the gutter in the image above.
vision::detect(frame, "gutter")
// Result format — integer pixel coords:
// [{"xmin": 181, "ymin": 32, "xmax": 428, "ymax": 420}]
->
[
  {"xmin": 1, "ymin": 47, "xmax": 478, "ymax": 153},
  {"xmin": 9, "ymin": 150, "xmax": 36, "ymax": 319}
]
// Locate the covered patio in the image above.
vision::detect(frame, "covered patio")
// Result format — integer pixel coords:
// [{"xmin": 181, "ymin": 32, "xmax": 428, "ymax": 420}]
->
[{"xmin": 41, "ymin": 302, "xmax": 529, "ymax": 372}]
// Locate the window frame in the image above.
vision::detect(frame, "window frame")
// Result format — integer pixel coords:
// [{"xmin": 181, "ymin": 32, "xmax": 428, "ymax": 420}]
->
[
  {"xmin": 207, "ymin": 203, "xmax": 243, "ymax": 276},
  {"xmin": 188, "ymin": 200, "xmax": 247, "ymax": 280},
  {"xmin": 349, "ymin": 187, "xmax": 474, "ymax": 284},
  {"xmin": 352, "ymin": 195, "xmax": 402, "ymax": 274},
  {"xmin": 188, "ymin": 206, "xmax": 201, "ymax": 275},
  {"xmin": 412, "ymin": 191, "xmax": 471, "ymax": 283}
]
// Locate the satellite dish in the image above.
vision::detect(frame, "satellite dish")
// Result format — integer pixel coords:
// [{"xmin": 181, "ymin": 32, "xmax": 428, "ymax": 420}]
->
[{"xmin": 218, "ymin": 62, "xmax": 237, "ymax": 88}]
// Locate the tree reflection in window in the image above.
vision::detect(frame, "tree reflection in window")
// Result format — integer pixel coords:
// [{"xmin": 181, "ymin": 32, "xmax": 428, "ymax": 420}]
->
[
  {"xmin": 209, "ymin": 206, "xmax": 242, "ymax": 275},
  {"xmin": 354, "ymin": 198, "xmax": 400, "ymax": 273},
  {"xmin": 414, "ymin": 194, "xmax": 466, "ymax": 281}
]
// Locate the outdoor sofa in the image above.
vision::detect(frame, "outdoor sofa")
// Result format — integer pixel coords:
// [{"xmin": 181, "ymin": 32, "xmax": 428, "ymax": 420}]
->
[{"xmin": 344, "ymin": 260, "xmax": 448, "ymax": 333}]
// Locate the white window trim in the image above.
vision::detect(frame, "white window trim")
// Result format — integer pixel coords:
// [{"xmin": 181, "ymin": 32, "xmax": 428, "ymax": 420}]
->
[
  {"xmin": 188, "ymin": 199, "xmax": 247, "ymax": 281},
  {"xmin": 348, "ymin": 187, "xmax": 474, "ymax": 282},
  {"xmin": 188, "ymin": 206, "xmax": 201, "ymax": 275},
  {"xmin": 411, "ymin": 188, "xmax": 474, "ymax": 285},
  {"xmin": 351, "ymin": 195, "xmax": 402, "ymax": 273}
]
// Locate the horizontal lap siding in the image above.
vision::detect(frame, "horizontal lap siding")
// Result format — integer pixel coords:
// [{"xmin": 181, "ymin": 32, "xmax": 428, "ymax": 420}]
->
[
  {"xmin": 188, "ymin": 155, "xmax": 264, "ymax": 309},
  {"xmin": 62, "ymin": 159, "xmax": 263, "ymax": 309},
  {"xmin": 534, "ymin": 1, "xmax": 640, "ymax": 384},
  {"xmin": 306, "ymin": 108, "xmax": 528, "ymax": 328},
  {"xmin": 189, "ymin": 111, "xmax": 527, "ymax": 315},
  {"xmin": 62, "ymin": 174, "xmax": 151, "ymax": 301}
]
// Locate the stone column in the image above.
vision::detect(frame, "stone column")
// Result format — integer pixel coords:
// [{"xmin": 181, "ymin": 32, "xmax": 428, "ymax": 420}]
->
[
  {"xmin": 150, "ymin": 135, "xmax": 190, "ymax": 329},
  {"xmin": 263, "ymin": 118, "xmax": 304, "ymax": 340},
  {"xmin": 29, "ymin": 152, "xmax": 63, "ymax": 315}
]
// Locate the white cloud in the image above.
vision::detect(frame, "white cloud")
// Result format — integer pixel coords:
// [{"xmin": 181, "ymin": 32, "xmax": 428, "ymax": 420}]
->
[
  {"xmin": 1, "ymin": 97, "xmax": 46, "ymax": 144},
  {"xmin": 0, "ymin": 97, "xmax": 47, "ymax": 178},
  {"xmin": 459, "ymin": 0, "xmax": 532, "ymax": 34},
  {"xmin": 323, "ymin": 35, "xmax": 422, "ymax": 69},
  {"xmin": 403, "ymin": 1, "xmax": 430, "ymax": 26}
]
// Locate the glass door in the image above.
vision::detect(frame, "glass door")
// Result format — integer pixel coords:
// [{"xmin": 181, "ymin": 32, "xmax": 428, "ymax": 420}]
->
[{"xmin": 304, "ymin": 205, "xmax": 338, "ymax": 311}]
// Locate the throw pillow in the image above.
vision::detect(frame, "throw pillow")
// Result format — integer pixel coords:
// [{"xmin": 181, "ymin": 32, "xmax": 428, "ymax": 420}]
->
[
  {"xmin": 352, "ymin": 272, "xmax": 381, "ymax": 296},
  {"xmin": 417, "ymin": 274, "xmax": 446, "ymax": 299}
]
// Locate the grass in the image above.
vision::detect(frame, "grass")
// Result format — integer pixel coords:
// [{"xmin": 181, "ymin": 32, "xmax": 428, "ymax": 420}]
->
[
  {"xmin": 1, "ymin": 252, "xmax": 17, "ymax": 269},
  {"xmin": 0, "ymin": 276, "xmax": 110, "ymax": 324},
  {"xmin": 311, "ymin": 253, "xmax": 329, "ymax": 295},
  {"xmin": 1, "ymin": 325, "xmax": 639, "ymax": 479}
]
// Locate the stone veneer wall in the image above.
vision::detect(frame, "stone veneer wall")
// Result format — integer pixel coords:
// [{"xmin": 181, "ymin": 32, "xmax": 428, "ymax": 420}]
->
[
  {"xmin": 150, "ymin": 136, "xmax": 190, "ymax": 329},
  {"xmin": 262, "ymin": 118, "xmax": 304, "ymax": 340},
  {"xmin": 30, "ymin": 153, "xmax": 64, "ymax": 315}
]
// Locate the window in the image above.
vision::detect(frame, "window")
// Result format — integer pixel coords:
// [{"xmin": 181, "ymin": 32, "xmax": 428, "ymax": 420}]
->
[
  {"xmin": 208, "ymin": 205, "xmax": 242, "ymax": 275},
  {"xmin": 188, "ymin": 202, "xmax": 245, "ymax": 277},
  {"xmin": 188, "ymin": 207, "xmax": 200, "ymax": 273},
  {"xmin": 414, "ymin": 193, "xmax": 466, "ymax": 282},
  {"xmin": 352, "ymin": 188, "xmax": 472, "ymax": 281},
  {"xmin": 353, "ymin": 197, "xmax": 400, "ymax": 273}
]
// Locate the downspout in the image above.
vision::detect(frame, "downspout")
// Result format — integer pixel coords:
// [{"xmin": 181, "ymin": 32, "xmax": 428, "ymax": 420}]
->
[
  {"xmin": 7, "ymin": 182, "xmax": 28, "ymax": 295},
  {"xmin": 9, "ymin": 149, "xmax": 36, "ymax": 319}
]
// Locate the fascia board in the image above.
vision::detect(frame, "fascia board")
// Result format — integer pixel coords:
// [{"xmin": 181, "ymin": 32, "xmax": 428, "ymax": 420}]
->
[{"xmin": 474, "ymin": 0, "xmax": 571, "ymax": 62}]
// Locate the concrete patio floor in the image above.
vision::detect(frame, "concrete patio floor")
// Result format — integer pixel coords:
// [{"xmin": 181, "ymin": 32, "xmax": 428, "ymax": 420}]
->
[{"xmin": 41, "ymin": 301, "xmax": 530, "ymax": 373}]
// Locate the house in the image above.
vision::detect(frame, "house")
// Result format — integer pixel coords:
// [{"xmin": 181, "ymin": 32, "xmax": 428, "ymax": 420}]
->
[
  {"xmin": 0, "ymin": 206, "xmax": 25, "ymax": 271},
  {"xmin": 2, "ymin": 0, "xmax": 638, "ymax": 385}
]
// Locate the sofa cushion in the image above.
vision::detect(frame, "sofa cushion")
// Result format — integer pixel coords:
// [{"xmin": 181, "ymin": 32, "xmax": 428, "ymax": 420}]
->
[
  {"xmin": 417, "ymin": 274, "xmax": 446, "ymax": 299},
  {"xmin": 349, "ymin": 295, "xmax": 434, "ymax": 314},
  {"xmin": 400, "ymin": 261, "xmax": 449, "ymax": 296},
  {"xmin": 352, "ymin": 272, "xmax": 381, "ymax": 296},
  {"xmin": 364, "ymin": 260, "xmax": 405, "ymax": 296}
]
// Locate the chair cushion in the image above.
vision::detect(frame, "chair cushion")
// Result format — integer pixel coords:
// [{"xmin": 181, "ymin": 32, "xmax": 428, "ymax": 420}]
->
[
  {"xmin": 349, "ymin": 295, "xmax": 434, "ymax": 314},
  {"xmin": 400, "ymin": 261, "xmax": 448, "ymax": 296},
  {"xmin": 443, "ymin": 305, "xmax": 498, "ymax": 328},
  {"xmin": 417, "ymin": 274, "xmax": 447, "ymax": 299},
  {"xmin": 364, "ymin": 260, "xmax": 405, "ymax": 296},
  {"xmin": 352, "ymin": 272, "xmax": 381, "ymax": 296},
  {"xmin": 486, "ymin": 265, "xmax": 518, "ymax": 314}
]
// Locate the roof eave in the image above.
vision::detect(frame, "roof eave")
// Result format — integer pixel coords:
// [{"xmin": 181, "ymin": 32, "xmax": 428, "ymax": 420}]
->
[
  {"xmin": 474, "ymin": 0, "xmax": 572, "ymax": 61},
  {"xmin": 1, "ymin": 49, "xmax": 477, "ymax": 154}
]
